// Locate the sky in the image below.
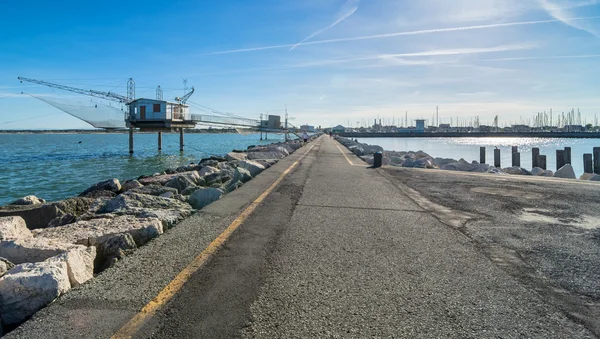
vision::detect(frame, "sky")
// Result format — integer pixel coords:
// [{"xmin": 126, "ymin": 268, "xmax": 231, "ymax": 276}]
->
[{"xmin": 2, "ymin": 0, "xmax": 600, "ymax": 129}]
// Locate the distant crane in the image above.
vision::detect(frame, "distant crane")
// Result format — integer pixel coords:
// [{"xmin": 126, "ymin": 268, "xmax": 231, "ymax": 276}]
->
[{"xmin": 17, "ymin": 76, "xmax": 135, "ymax": 104}]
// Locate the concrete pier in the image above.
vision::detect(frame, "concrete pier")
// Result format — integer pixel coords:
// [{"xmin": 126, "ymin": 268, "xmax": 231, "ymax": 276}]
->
[
  {"xmin": 584, "ymin": 153, "xmax": 593, "ymax": 173},
  {"xmin": 480, "ymin": 147, "xmax": 485, "ymax": 164},
  {"xmin": 532, "ymin": 148, "xmax": 540, "ymax": 168},
  {"xmin": 556, "ymin": 150, "xmax": 565, "ymax": 170},
  {"xmin": 538, "ymin": 155, "xmax": 547, "ymax": 170},
  {"xmin": 494, "ymin": 149, "xmax": 501, "ymax": 168},
  {"xmin": 564, "ymin": 147, "xmax": 572, "ymax": 165}
]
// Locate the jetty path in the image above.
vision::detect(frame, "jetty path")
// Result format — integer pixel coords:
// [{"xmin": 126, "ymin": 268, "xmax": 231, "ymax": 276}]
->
[{"xmin": 7, "ymin": 135, "xmax": 598, "ymax": 338}]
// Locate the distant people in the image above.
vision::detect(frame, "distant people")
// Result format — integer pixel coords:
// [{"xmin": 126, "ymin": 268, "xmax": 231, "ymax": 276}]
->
[{"xmin": 302, "ymin": 131, "xmax": 309, "ymax": 143}]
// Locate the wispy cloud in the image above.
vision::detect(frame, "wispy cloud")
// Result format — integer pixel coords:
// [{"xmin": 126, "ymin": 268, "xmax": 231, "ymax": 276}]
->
[
  {"xmin": 484, "ymin": 54, "xmax": 600, "ymax": 61},
  {"xmin": 200, "ymin": 16, "xmax": 600, "ymax": 56},
  {"xmin": 290, "ymin": 0, "xmax": 360, "ymax": 51},
  {"xmin": 537, "ymin": 0, "xmax": 600, "ymax": 36}
]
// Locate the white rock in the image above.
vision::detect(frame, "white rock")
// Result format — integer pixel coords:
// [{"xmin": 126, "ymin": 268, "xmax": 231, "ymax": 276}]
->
[
  {"xmin": 121, "ymin": 180, "xmax": 144, "ymax": 192},
  {"xmin": 0, "ymin": 216, "xmax": 32, "ymax": 241},
  {"xmin": 239, "ymin": 160, "xmax": 266, "ymax": 177},
  {"xmin": 554, "ymin": 164, "xmax": 576, "ymax": 179},
  {"xmin": 189, "ymin": 188, "xmax": 225, "ymax": 210},
  {"xmin": 0, "ymin": 238, "xmax": 95, "ymax": 287},
  {"xmin": 99, "ymin": 192, "xmax": 192, "ymax": 213},
  {"xmin": 199, "ymin": 166, "xmax": 219, "ymax": 177},
  {"xmin": 32, "ymin": 215, "xmax": 163, "ymax": 248},
  {"xmin": 0, "ymin": 260, "xmax": 70, "ymax": 325},
  {"xmin": 531, "ymin": 167, "xmax": 545, "ymax": 176},
  {"xmin": 226, "ymin": 152, "xmax": 248, "ymax": 162},
  {"xmin": 0, "ymin": 257, "xmax": 15, "ymax": 277},
  {"xmin": 487, "ymin": 167, "xmax": 507, "ymax": 175},
  {"xmin": 11, "ymin": 195, "xmax": 45, "ymax": 206}
]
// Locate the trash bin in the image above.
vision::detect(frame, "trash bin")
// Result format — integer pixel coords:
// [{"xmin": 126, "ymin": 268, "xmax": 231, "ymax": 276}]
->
[{"xmin": 373, "ymin": 151, "xmax": 383, "ymax": 168}]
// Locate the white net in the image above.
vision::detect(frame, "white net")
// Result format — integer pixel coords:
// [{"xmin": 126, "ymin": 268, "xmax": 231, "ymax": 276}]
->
[{"xmin": 32, "ymin": 95, "xmax": 127, "ymax": 129}]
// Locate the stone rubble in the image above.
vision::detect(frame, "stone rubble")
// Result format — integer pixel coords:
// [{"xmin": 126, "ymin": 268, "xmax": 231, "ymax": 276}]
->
[{"xmin": 0, "ymin": 135, "xmax": 316, "ymax": 330}]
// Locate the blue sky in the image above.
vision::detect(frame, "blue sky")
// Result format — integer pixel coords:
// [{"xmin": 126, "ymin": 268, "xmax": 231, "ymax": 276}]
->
[{"xmin": 2, "ymin": 0, "xmax": 600, "ymax": 129}]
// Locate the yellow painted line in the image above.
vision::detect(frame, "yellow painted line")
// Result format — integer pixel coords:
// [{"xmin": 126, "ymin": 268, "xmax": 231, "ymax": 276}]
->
[
  {"xmin": 111, "ymin": 143, "xmax": 318, "ymax": 339},
  {"xmin": 336, "ymin": 144, "xmax": 368, "ymax": 167}
]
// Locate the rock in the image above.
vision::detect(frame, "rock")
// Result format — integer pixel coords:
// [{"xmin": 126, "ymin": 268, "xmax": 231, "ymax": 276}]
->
[
  {"xmin": 554, "ymin": 164, "xmax": 576, "ymax": 179},
  {"xmin": 46, "ymin": 246, "xmax": 96, "ymax": 286},
  {"xmin": 0, "ymin": 238, "xmax": 95, "ymax": 286},
  {"xmin": 253, "ymin": 159, "xmax": 277, "ymax": 169},
  {"xmin": 109, "ymin": 207, "xmax": 191, "ymax": 229},
  {"xmin": 121, "ymin": 180, "xmax": 144, "ymax": 192},
  {"xmin": 0, "ymin": 216, "xmax": 32, "ymax": 241},
  {"xmin": 159, "ymin": 192, "xmax": 174, "ymax": 199},
  {"xmin": 531, "ymin": 167, "xmax": 545, "ymax": 176},
  {"xmin": 97, "ymin": 233, "xmax": 136, "ymax": 270},
  {"xmin": 79, "ymin": 178, "xmax": 122, "ymax": 197},
  {"xmin": 129, "ymin": 185, "xmax": 179, "ymax": 197},
  {"xmin": 47, "ymin": 213, "xmax": 77, "ymax": 228},
  {"xmin": 51, "ymin": 197, "xmax": 95, "ymax": 217},
  {"xmin": 487, "ymin": 167, "xmax": 507, "ymax": 175},
  {"xmin": 189, "ymin": 188, "xmax": 225, "ymax": 210},
  {"xmin": 217, "ymin": 162, "xmax": 236, "ymax": 181},
  {"xmin": 0, "ymin": 204, "xmax": 63, "ymax": 230},
  {"xmin": 247, "ymin": 151, "xmax": 287, "ymax": 160},
  {"xmin": 199, "ymin": 166, "xmax": 219, "ymax": 177},
  {"xmin": 403, "ymin": 158, "xmax": 433, "ymax": 169},
  {"xmin": 432, "ymin": 157, "xmax": 458, "ymax": 167},
  {"xmin": 10, "ymin": 195, "xmax": 45, "ymax": 206},
  {"xmin": 226, "ymin": 152, "xmax": 247, "ymax": 162},
  {"xmin": 32, "ymin": 216, "xmax": 163, "ymax": 264},
  {"xmin": 203, "ymin": 172, "xmax": 222, "ymax": 185},
  {"xmin": 79, "ymin": 190, "xmax": 117, "ymax": 199},
  {"xmin": 165, "ymin": 175, "xmax": 197, "ymax": 193},
  {"xmin": 181, "ymin": 186, "xmax": 202, "ymax": 196},
  {"xmin": 414, "ymin": 151, "xmax": 431, "ymax": 159},
  {"xmin": 0, "ymin": 259, "xmax": 70, "ymax": 325},
  {"xmin": 0, "ymin": 257, "xmax": 15, "ymax": 277},
  {"xmin": 199, "ymin": 159, "xmax": 219, "ymax": 168},
  {"xmin": 579, "ymin": 173, "xmax": 600, "ymax": 181},
  {"xmin": 442, "ymin": 162, "xmax": 490, "ymax": 172},
  {"xmin": 138, "ymin": 174, "xmax": 178, "ymax": 186},
  {"xmin": 239, "ymin": 160, "xmax": 266, "ymax": 177},
  {"xmin": 231, "ymin": 167, "xmax": 253, "ymax": 184},
  {"xmin": 502, "ymin": 167, "xmax": 532, "ymax": 175},
  {"xmin": 98, "ymin": 192, "xmax": 191, "ymax": 214}
]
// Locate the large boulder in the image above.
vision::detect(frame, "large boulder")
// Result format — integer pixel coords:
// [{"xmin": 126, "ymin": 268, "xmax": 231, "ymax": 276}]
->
[
  {"xmin": 0, "ymin": 216, "xmax": 32, "ymax": 241},
  {"xmin": 226, "ymin": 152, "xmax": 247, "ymax": 162},
  {"xmin": 108, "ymin": 207, "xmax": 192, "ymax": 229},
  {"xmin": 217, "ymin": 162, "xmax": 236, "ymax": 181},
  {"xmin": 402, "ymin": 158, "xmax": 434, "ymax": 169},
  {"xmin": 79, "ymin": 178, "xmax": 122, "ymax": 197},
  {"xmin": 579, "ymin": 173, "xmax": 600, "ymax": 181},
  {"xmin": 432, "ymin": 157, "xmax": 458, "ymax": 167},
  {"xmin": 129, "ymin": 185, "xmax": 179, "ymax": 197},
  {"xmin": 165, "ymin": 175, "xmax": 197, "ymax": 193},
  {"xmin": 10, "ymin": 195, "xmax": 45, "ymax": 206},
  {"xmin": 121, "ymin": 180, "xmax": 144, "ymax": 192},
  {"xmin": 199, "ymin": 166, "xmax": 219, "ymax": 177},
  {"xmin": 32, "ymin": 215, "xmax": 163, "ymax": 248},
  {"xmin": 247, "ymin": 151, "xmax": 288, "ymax": 160},
  {"xmin": 232, "ymin": 167, "xmax": 253, "ymax": 184},
  {"xmin": 442, "ymin": 162, "xmax": 489, "ymax": 172},
  {"xmin": 189, "ymin": 188, "xmax": 225, "ymax": 210},
  {"xmin": 239, "ymin": 160, "xmax": 266, "ymax": 177},
  {"xmin": 0, "ymin": 259, "xmax": 70, "ymax": 325},
  {"xmin": 0, "ymin": 204, "xmax": 63, "ymax": 230},
  {"xmin": 502, "ymin": 167, "xmax": 532, "ymax": 175},
  {"xmin": 98, "ymin": 192, "xmax": 191, "ymax": 214},
  {"xmin": 0, "ymin": 238, "xmax": 95, "ymax": 287},
  {"xmin": 52, "ymin": 197, "xmax": 95, "ymax": 217},
  {"xmin": 532, "ymin": 167, "xmax": 554, "ymax": 177},
  {"xmin": 138, "ymin": 174, "xmax": 178, "ymax": 186},
  {"xmin": 554, "ymin": 164, "xmax": 576, "ymax": 179}
]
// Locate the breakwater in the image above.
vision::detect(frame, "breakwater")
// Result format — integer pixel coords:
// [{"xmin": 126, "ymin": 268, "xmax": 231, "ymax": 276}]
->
[{"xmin": 0, "ymin": 135, "xmax": 316, "ymax": 335}]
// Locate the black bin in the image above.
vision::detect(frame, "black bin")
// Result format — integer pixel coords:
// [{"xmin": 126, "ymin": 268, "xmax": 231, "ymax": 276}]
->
[{"xmin": 373, "ymin": 151, "xmax": 383, "ymax": 168}]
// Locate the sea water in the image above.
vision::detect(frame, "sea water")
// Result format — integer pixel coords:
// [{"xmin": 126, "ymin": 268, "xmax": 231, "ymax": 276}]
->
[
  {"xmin": 357, "ymin": 137, "xmax": 600, "ymax": 177},
  {"xmin": 0, "ymin": 132, "xmax": 286, "ymax": 205}
]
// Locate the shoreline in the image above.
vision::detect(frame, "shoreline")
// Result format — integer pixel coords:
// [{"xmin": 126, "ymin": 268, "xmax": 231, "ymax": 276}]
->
[{"xmin": 339, "ymin": 131, "xmax": 600, "ymax": 139}]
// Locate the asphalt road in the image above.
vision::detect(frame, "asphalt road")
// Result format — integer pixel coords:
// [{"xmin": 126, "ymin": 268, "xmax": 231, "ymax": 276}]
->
[{"xmin": 7, "ymin": 136, "xmax": 598, "ymax": 338}]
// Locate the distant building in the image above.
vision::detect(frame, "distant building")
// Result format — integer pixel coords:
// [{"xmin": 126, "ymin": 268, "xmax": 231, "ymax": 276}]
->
[
  {"xmin": 300, "ymin": 124, "xmax": 315, "ymax": 132},
  {"xmin": 511, "ymin": 124, "xmax": 531, "ymax": 132},
  {"xmin": 564, "ymin": 125, "xmax": 584, "ymax": 132},
  {"xmin": 268, "ymin": 115, "xmax": 281, "ymax": 129},
  {"xmin": 415, "ymin": 119, "xmax": 425, "ymax": 132},
  {"xmin": 332, "ymin": 125, "xmax": 346, "ymax": 133}
]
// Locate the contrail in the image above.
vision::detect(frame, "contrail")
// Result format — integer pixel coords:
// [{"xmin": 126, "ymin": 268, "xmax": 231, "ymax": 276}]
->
[
  {"xmin": 484, "ymin": 54, "xmax": 600, "ymax": 61},
  {"xmin": 290, "ymin": 0, "xmax": 360, "ymax": 51},
  {"xmin": 201, "ymin": 16, "xmax": 600, "ymax": 56}
]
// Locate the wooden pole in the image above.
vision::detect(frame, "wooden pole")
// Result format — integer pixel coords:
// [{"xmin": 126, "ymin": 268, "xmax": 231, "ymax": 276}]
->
[
  {"xmin": 480, "ymin": 147, "xmax": 486, "ymax": 164},
  {"xmin": 158, "ymin": 132, "xmax": 162, "ymax": 151},
  {"xmin": 594, "ymin": 147, "xmax": 600, "ymax": 174},
  {"xmin": 532, "ymin": 148, "xmax": 540, "ymax": 168},
  {"xmin": 179, "ymin": 128, "xmax": 184, "ymax": 152},
  {"xmin": 128, "ymin": 127, "xmax": 134, "ymax": 154}
]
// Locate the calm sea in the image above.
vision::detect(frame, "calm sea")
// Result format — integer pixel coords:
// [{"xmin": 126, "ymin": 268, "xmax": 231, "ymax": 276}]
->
[
  {"xmin": 358, "ymin": 137, "xmax": 600, "ymax": 177},
  {"xmin": 0, "ymin": 132, "xmax": 286, "ymax": 205}
]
